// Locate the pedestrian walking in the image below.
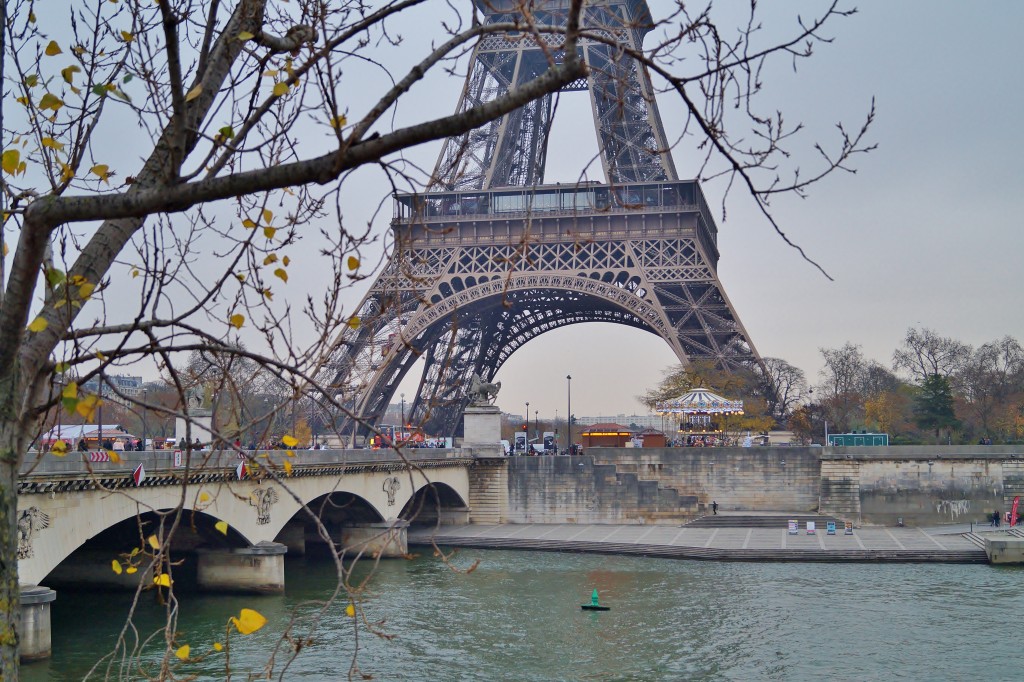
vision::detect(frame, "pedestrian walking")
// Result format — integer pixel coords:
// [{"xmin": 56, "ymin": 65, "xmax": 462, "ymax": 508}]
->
[{"xmin": 712, "ymin": 500, "xmax": 718, "ymax": 515}]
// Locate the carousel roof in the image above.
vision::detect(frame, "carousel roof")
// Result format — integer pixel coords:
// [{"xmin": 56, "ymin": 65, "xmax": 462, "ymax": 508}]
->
[{"xmin": 655, "ymin": 388, "xmax": 744, "ymax": 415}]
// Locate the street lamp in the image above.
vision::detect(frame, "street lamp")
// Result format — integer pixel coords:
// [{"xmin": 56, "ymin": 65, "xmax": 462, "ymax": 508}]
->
[
  {"xmin": 566, "ymin": 375, "xmax": 572, "ymax": 454},
  {"xmin": 525, "ymin": 401, "xmax": 530, "ymax": 453},
  {"xmin": 142, "ymin": 388, "xmax": 148, "ymax": 452},
  {"xmin": 534, "ymin": 410, "xmax": 538, "ymax": 442},
  {"xmin": 401, "ymin": 392, "xmax": 406, "ymax": 432}
]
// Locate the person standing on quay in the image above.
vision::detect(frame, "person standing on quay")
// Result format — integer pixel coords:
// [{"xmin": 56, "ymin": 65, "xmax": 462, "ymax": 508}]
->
[{"xmin": 712, "ymin": 500, "xmax": 718, "ymax": 515}]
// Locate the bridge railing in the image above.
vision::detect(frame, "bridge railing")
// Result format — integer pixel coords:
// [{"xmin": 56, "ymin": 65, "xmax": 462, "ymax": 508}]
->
[{"xmin": 19, "ymin": 447, "xmax": 470, "ymax": 479}]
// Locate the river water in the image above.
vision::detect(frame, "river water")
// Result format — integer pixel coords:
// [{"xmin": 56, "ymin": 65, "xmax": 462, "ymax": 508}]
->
[{"xmin": 24, "ymin": 549, "xmax": 1023, "ymax": 681}]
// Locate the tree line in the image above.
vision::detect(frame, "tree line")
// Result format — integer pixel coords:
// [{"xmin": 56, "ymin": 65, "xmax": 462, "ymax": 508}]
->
[{"xmin": 643, "ymin": 327, "xmax": 1024, "ymax": 445}]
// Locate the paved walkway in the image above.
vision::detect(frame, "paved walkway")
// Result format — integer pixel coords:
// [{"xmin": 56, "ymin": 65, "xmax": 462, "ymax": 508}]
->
[{"xmin": 409, "ymin": 522, "xmax": 992, "ymax": 563}]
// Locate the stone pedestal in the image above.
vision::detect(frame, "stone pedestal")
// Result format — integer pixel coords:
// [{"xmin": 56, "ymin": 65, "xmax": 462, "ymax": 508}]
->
[
  {"xmin": 463, "ymin": 404, "xmax": 505, "ymax": 457},
  {"xmin": 196, "ymin": 541, "xmax": 287, "ymax": 594},
  {"xmin": 20, "ymin": 585, "xmax": 56, "ymax": 662},
  {"xmin": 341, "ymin": 521, "xmax": 409, "ymax": 558}
]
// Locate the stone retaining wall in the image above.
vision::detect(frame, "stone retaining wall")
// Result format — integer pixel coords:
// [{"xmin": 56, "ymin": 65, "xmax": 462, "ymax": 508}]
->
[{"xmin": 493, "ymin": 446, "xmax": 1024, "ymax": 527}]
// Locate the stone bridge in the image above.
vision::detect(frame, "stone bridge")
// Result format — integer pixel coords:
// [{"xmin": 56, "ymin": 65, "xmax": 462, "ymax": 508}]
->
[{"xmin": 16, "ymin": 447, "xmax": 476, "ymax": 660}]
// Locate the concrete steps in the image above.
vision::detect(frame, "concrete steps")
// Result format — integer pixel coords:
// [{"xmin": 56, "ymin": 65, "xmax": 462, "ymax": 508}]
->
[
  {"xmin": 409, "ymin": 533, "xmax": 988, "ymax": 563},
  {"xmin": 686, "ymin": 514, "xmax": 843, "ymax": 529}
]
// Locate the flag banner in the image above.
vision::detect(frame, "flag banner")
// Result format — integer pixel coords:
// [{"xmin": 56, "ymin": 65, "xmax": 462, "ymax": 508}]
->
[
  {"xmin": 236, "ymin": 461, "xmax": 247, "ymax": 480},
  {"xmin": 1012, "ymin": 496, "xmax": 1020, "ymax": 527},
  {"xmin": 132, "ymin": 463, "xmax": 146, "ymax": 486}
]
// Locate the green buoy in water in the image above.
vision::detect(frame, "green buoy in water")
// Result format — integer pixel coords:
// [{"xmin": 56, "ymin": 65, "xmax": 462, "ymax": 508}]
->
[{"xmin": 581, "ymin": 588, "xmax": 610, "ymax": 611}]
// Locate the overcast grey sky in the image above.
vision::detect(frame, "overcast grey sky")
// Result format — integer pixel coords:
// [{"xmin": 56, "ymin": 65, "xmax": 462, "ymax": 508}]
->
[
  {"xmin": 375, "ymin": 1, "xmax": 1024, "ymax": 420},
  {"xmin": 52, "ymin": 1, "xmax": 1019, "ymax": 424}
]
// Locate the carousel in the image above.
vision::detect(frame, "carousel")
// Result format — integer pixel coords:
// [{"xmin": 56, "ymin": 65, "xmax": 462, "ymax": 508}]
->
[{"xmin": 655, "ymin": 388, "xmax": 744, "ymax": 446}]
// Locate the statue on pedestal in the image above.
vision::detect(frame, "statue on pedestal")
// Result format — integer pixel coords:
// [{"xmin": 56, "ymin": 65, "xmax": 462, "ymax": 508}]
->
[{"xmin": 468, "ymin": 372, "xmax": 501, "ymax": 406}]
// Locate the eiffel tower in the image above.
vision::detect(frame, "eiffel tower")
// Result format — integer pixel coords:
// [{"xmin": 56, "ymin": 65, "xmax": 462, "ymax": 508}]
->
[{"xmin": 327, "ymin": 0, "xmax": 760, "ymax": 441}]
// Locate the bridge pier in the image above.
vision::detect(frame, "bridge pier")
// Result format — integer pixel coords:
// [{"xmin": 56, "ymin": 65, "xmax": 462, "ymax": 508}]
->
[
  {"xmin": 20, "ymin": 585, "xmax": 57, "ymax": 661},
  {"xmin": 341, "ymin": 521, "xmax": 409, "ymax": 558},
  {"xmin": 196, "ymin": 541, "xmax": 287, "ymax": 594}
]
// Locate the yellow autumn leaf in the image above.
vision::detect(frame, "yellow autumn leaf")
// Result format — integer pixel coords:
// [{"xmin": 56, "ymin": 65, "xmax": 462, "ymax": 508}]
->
[
  {"xmin": 175, "ymin": 644, "xmax": 190, "ymax": 661},
  {"xmin": 51, "ymin": 439, "xmax": 68, "ymax": 456},
  {"xmin": 39, "ymin": 93, "xmax": 64, "ymax": 111},
  {"xmin": 112, "ymin": 560, "xmax": 122, "ymax": 575},
  {"xmin": 263, "ymin": 227, "xmax": 276, "ymax": 240},
  {"xmin": 213, "ymin": 642, "xmax": 223, "ymax": 652},
  {"xmin": 346, "ymin": 316, "xmax": 361, "ymax": 330},
  {"xmin": 347, "ymin": 256, "xmax": 359, "ymax": 270},
  {"xmin": 229, "ymin": 313, "xmax": 245, "ymax": 329},
  {"xmin": 262, "ymin": 289, "xmax": 273, "ymax": 300},
  {"xmin": 90, "ymin": 165, "xmax": 110, "ymax": 183},
  {"xmin": 126, "ymin": 566, "xmax": 138, "ymax": 574},
  {"xmin": 107, "ymin": 449, "xmax": 121, "ymax": 463},
  {"xmin": 241, "ymin": 218, "xmax": 257, "ymax": 229},
  {"xmin": 199, "ymin": 492, "xmax": 210, "ymax": 502},
  {"xmin": 131, "ymin": 269, "xmax": 140, "ymax": 278},
  {"xmin": 28, "ymin": 316, "xmax": 48, "ymax": 333},
  {"xmin": 235, "ymin": 273, "xmax": 246, "ymax": 282},
  {"xmin": 237, "ymin": 31, "xmax": 255, "ymax": 41},
  {"xmin": 230, "ymin": 608, "xmax": 267, "ymax": 635},
  {"xmin": 2, "ymin": 150, "xmax": 21, "ymax": 175},
  {"xmin": 153, "ymin": 573, "xmax": 172, "ymax": 587},
  {"xmin": 120, "ymin": 31, "xmax": 134, "ymax": 42},
  {"xmin": 61, "ymin": 65, "xmax": 81, "ymax": 83},
  {"xmin": 59, "ymin": 162, "xmax": 75, "ymax": 182},
  {"xmin": 285, "ymin": 450, "xmax": 294, "ymax": 458},
  {"xmin": 184, "ymin": 84, "xmax": 203, "ymax": 102},
  {"xmin": 282, "ymin": 435, "xmax": 298, "ymax": 447},
  {"xmin": 45, "ymin": 40, "xmax": 62, "ymax": 56},
  {"xmin": 345, "ymin": 603, "xmax": 355, "ymax": 618},
  {"xmin": 41, "ymin": 137, "xmax": 65, "ymax": 151},
  {"xmin": 79, "ymin": 282, "xmax": 95, "ymax": 299},
  {"xmin": 215, "ymin": 520, "xmax": 228, "ymax": 535},
  {"xmin": 274, "ymin": 268, "xmax": 288, "ymax": 282},
  {"xmin": 76, "ymin": 394, "xmax": 100, "ymax": 420},
  {"xmin": 272, "ymin": 81, "xmax": 289, "ymax": 97},
  {"xmin": 261, "ymin": 209, "xmax": 273, "ymax": 224},
  {"xmin": 329, "ymin": 115, "xmax": 348, "ymax": 130},
  {"xmin": 283, "ymin": 460, "xmax": 292, "ymax": 476},
  {"xmin": 62, "ymin": 383, "xmax": 78, "ymax": 399},
  {"xmin": 148, "ymin": 534, "xmax": 160, "ymax": 550},
  {"xmin": 282, "ymin": 256, "xmax": 291, "ymax": 266},
  {"xmin": 263, "ymin": 253, "xmax": 278, "ymax": 265}
]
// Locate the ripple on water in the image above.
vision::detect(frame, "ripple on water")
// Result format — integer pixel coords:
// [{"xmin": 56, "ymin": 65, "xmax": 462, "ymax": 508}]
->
[{"xmin": 22, "ymin": 551, "xmax": 1024, "ymax": 681}]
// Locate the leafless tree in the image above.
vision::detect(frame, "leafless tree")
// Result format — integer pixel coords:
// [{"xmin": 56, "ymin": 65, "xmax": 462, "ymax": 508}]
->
[
  {"xmin": 893, "ymin": 327, "xmax": 973, "ymax": 384},
  {"xmin": 1, "ymin": 0, "xmax": 872, "ymax": 676}
]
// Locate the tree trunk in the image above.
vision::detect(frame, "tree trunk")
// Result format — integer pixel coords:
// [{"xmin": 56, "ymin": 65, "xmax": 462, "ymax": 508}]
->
[{"xmin": 0, "ymin": 423, "xmax": 26, "ymax": 678}]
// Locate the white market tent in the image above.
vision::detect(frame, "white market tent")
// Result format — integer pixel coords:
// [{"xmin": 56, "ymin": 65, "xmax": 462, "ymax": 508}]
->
[{"xmin": 40, "ymin": 424, "xmax": 136, "ymax": 444}]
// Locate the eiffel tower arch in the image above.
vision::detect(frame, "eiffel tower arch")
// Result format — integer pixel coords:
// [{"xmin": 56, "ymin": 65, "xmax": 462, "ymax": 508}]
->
[{"xmin": 326, "ymin": 0, "xmax": 761, "ymax": 440}]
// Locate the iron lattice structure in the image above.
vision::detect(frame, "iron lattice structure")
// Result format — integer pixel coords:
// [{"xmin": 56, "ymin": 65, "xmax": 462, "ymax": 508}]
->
[{"xmin": 326, "ymin": 0, "xmax": 760, "ymax": 440}]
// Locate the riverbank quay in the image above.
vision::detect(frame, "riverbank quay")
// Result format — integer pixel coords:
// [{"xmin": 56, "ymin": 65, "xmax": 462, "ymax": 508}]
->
[{"xmin": 409, "ymin": 521, "xmax": 991, "ymax": 563}]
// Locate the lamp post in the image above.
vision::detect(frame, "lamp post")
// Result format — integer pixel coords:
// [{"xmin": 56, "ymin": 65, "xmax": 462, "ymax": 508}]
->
[
  {"xmin": 97, "ymin": 381, "xmax": 103, "ymax": 451},
  {"xmin": 401, "ymin": 393, "xmax": 406, "ymax": 433},
  {"xmin": 142, "ymin": 388, "xmax": 148, "ymax": 452},
  {"xmin": 534, "ymin": 410, "xmax": 538, "ymax": 442},
  {"xmin": 525, "ymin": 401, "xmax": 530, "ymax": 453},
  {"xmin": 566, "ymin": 375, "xmax": 572, "ymax": 454}
]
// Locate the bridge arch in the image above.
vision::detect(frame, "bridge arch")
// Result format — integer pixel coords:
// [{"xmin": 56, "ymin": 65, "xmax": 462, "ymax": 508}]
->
[{"xmin": 18, "ymin": 462, "xmax": 470, "ymax": 584}]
